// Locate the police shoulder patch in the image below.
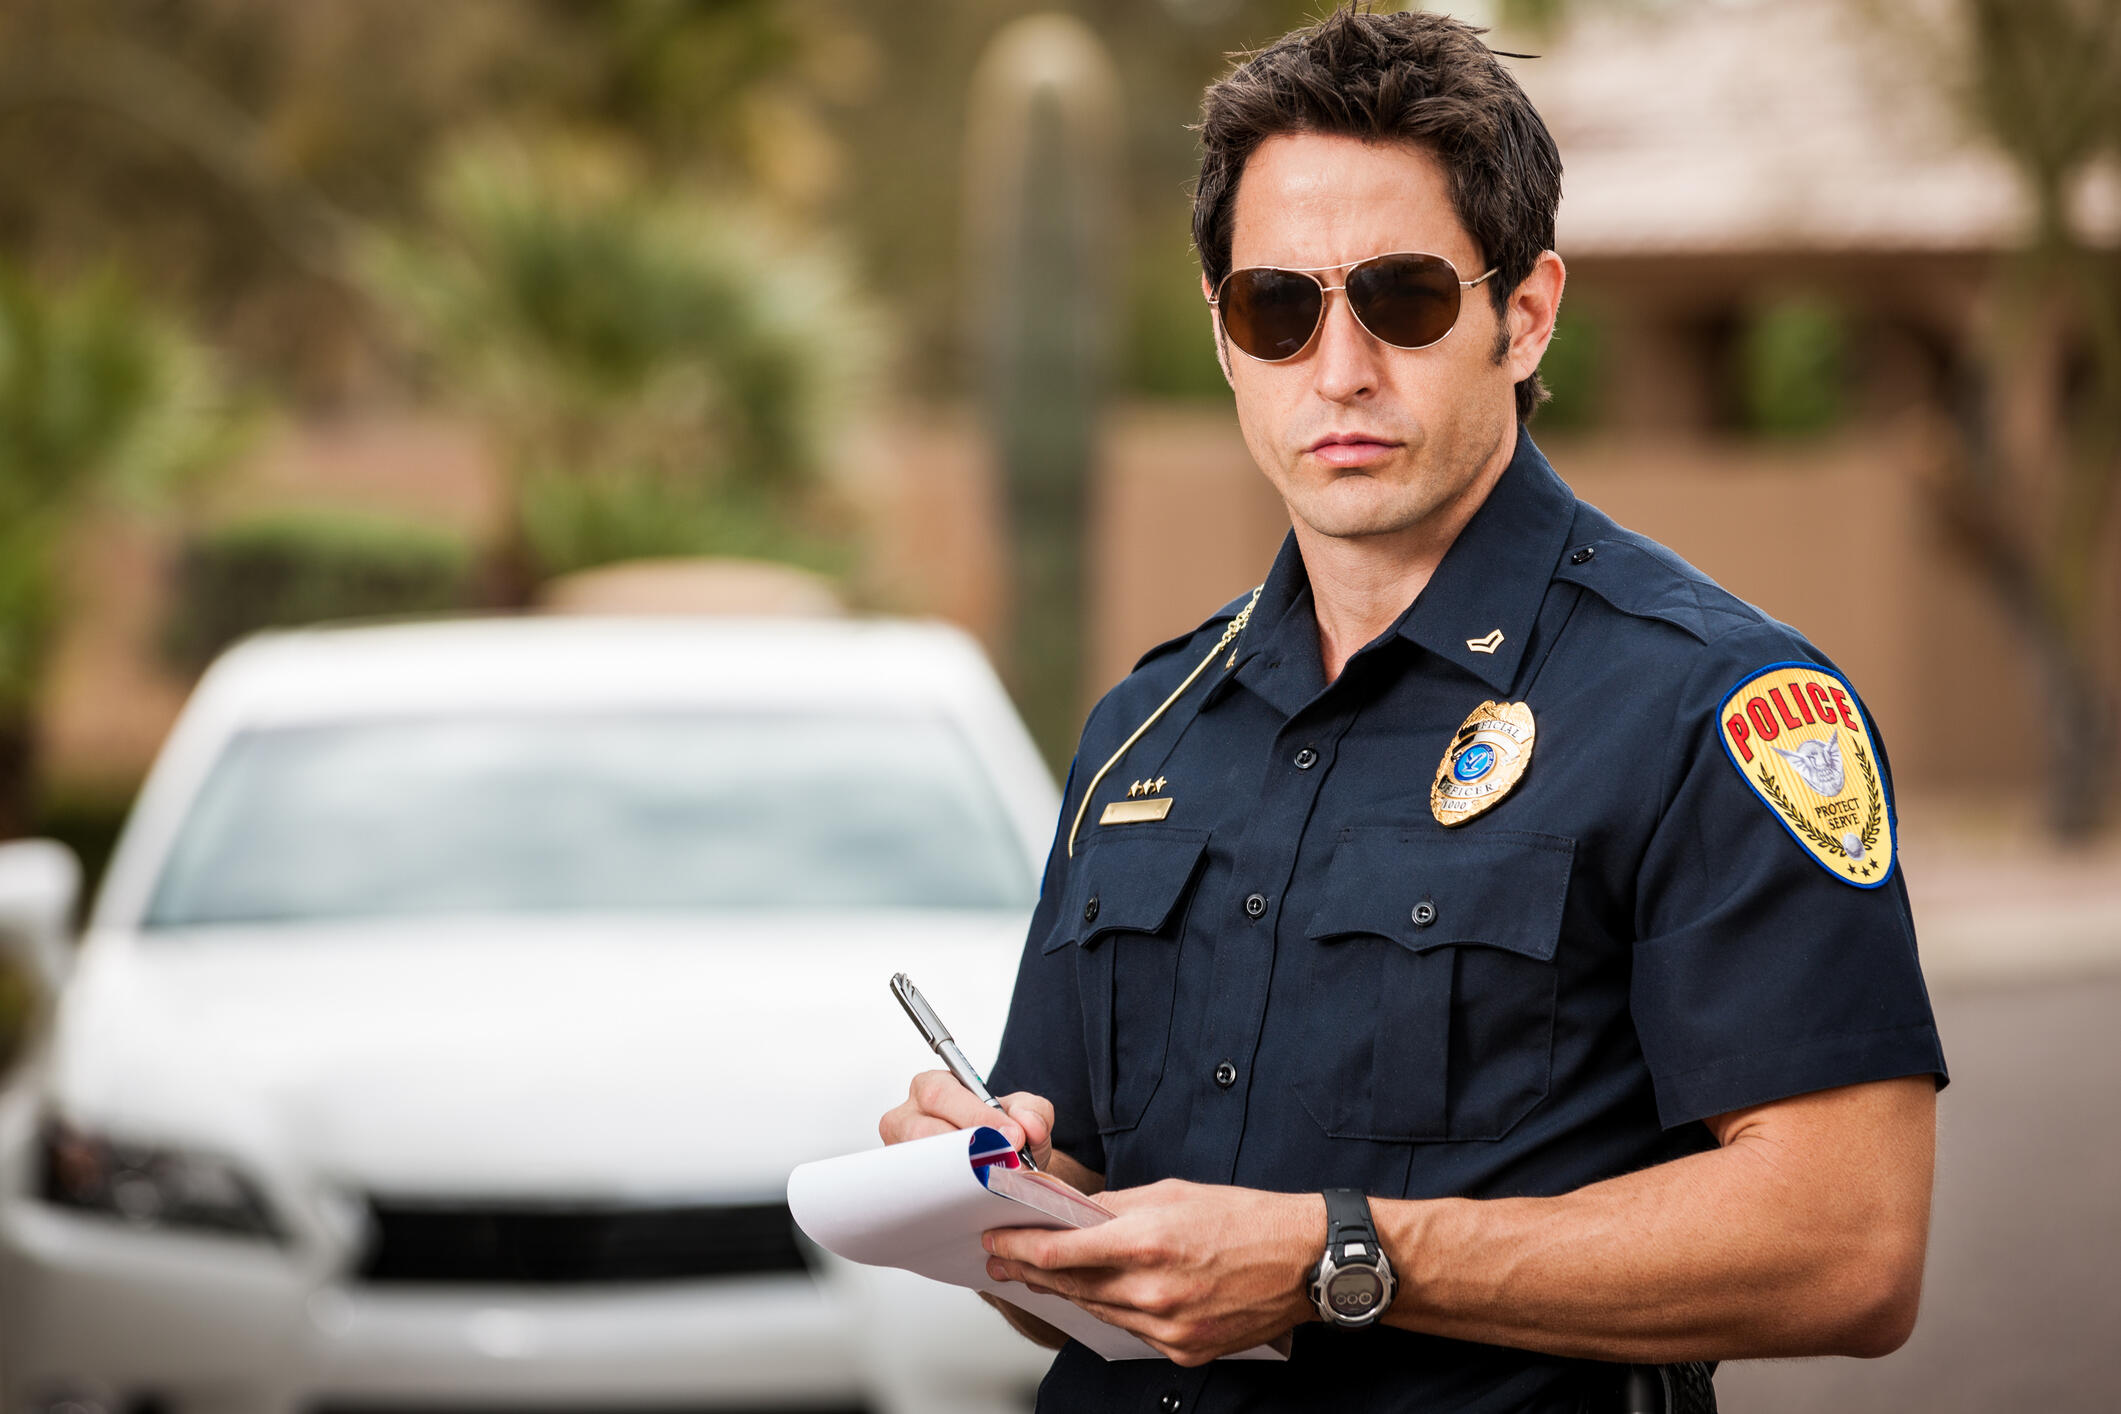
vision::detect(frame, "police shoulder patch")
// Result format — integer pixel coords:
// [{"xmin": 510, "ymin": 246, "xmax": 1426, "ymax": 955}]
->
[{"xmin": 1717, "ymin": 661, "xmax": 1895, "ymax": 887}]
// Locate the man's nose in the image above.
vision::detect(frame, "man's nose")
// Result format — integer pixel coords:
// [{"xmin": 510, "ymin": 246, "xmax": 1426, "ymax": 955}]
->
[{"xmin": 1310, "ymin": 286, "xmax": 1383, "ymax": 401}]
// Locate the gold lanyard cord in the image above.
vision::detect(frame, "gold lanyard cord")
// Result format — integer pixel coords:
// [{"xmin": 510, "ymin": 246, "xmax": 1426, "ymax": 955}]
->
[{"xmin": 1065, "ymin": 585, "xmax": 1265, "ymax": 858}]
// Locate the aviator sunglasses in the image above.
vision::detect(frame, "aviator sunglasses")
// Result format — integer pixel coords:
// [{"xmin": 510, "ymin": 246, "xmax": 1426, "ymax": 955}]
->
[{"xmin": 1208, "ymin": 251, "xmax": 1499, "ymax": 362}]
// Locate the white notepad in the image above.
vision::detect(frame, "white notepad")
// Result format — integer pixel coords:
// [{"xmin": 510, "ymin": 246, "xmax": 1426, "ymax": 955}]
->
[{"xmin": 787, "ymin": 1126, "xmax": 1287, "ymax": 1362}]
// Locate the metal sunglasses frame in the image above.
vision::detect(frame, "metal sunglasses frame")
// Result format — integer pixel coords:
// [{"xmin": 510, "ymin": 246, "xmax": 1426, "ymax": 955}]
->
[{"xmin": 1206, "ymin": 250, "xmax": 1501, "ymax": 362}]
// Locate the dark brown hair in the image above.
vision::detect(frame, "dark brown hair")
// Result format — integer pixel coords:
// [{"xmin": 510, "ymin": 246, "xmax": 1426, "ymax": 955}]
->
[{"xmin": 1192, "ymin": 5, "xmax": 1562, "ymax": 421}]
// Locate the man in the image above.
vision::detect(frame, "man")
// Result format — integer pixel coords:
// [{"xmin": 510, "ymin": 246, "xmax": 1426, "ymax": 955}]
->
[{"xmin": 881, "ymin": 9, "xmax": 1945, "ymax": 1412}]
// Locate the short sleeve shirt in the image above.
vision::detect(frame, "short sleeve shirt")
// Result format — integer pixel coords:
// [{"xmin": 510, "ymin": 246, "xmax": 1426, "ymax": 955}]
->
[{"xmin": 988, "ymin": 431, "xmax": 1947, "ymax": 1414}]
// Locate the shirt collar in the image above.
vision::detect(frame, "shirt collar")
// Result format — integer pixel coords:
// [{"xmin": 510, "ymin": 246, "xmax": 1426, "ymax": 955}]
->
[
  {"xmin": 1216, "ymin": 527, "xmax": 1319, "ymax": 718},
  {"xmin": 1223, "ymin": 428, "xmax": 1579, "ymax": 710},
  {"xmin": 1395, "ymin": 429, "xmax": 1578, "ymax": 694}
]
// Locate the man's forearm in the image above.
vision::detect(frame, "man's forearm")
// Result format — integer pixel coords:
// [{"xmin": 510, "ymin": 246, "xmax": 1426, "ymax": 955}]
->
[{"xmin": 1373, "ymin": 1077, "xmax": 1936, "ymax": 1363}]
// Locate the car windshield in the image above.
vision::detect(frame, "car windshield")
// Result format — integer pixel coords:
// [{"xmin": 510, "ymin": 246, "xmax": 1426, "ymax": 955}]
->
[{"xmin": 143, "ymin": 712, "xmax": 1037, "ymax": 926}]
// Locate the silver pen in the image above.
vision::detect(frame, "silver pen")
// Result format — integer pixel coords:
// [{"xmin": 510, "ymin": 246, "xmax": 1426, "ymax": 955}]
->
[{"xmin": 890, "ymin": 972, "xmax": 1039, "ymax": 1172}]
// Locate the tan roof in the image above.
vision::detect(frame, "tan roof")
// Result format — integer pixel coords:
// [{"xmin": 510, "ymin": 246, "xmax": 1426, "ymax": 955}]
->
[{"xmin": 1504, "ymin": 0, "xmax": 2120, "ymax": 257}]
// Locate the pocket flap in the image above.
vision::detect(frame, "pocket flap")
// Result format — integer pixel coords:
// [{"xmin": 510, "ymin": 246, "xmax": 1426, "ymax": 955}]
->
[
  {"xmin": 1041, "ymin": 827, "xmax": 1211, "ymax": 952},
  {"xmin": 1305, "ymin": 827, "xmax": 1574, "ymax": 960}
]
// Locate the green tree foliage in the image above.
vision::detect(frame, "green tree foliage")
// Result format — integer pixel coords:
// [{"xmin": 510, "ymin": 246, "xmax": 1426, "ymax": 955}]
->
[
  {"xmin": 361, "ymin": 136, "xmax": 874, "ymax": 583},
  {"xmin": 0, "ymin": 0, "xmax": 868, "ymax": 399},
  {"xmin": 0, "ymin": 262, "xmax": 237, "ymax": 828}
]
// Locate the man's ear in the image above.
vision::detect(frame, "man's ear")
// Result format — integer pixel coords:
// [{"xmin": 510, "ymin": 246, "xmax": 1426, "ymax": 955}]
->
[
  {"xmin": 1505, "ymin": 250, "xmax": 1567, "ymax": 386},
  {"xmin": 1203, "ymin": 273, "xmax": 1234, "ymax": 389}
]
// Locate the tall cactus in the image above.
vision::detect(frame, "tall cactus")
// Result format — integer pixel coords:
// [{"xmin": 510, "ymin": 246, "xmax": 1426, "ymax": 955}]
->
[{"xmin": 965, "ymin": 15, "xmax": 1122, "ymax": 770}]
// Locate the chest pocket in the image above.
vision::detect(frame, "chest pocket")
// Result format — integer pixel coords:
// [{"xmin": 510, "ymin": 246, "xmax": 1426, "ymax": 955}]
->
[
  {"xmin": 1295, "ymin": 827, "xmax": 1573, "ymax": 1143},
  {"xmin": 1041, "ymin": 826, "xmax": 1210, "ymax": 1135}
]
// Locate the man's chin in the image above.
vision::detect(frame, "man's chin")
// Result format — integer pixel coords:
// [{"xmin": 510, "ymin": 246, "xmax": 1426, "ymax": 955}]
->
[{"xmin": 1290, "ymin": 497, "xmax": 1432, "ymax": 542}]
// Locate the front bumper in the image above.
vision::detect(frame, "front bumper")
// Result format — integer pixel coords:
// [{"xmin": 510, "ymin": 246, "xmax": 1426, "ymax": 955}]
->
[{"xmin": 0, "ymin": 1201, "xmax": 1040, "ymax": 1414}]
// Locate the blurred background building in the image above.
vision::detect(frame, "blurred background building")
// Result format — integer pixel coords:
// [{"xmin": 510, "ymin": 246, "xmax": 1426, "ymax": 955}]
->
[{"xmin": 0, "ymin": 0, "xmax": 2116, "ymax": 1410}]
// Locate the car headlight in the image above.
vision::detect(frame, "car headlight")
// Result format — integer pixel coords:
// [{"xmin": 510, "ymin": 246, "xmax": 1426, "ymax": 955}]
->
[{"xmin": 37, "ymin": 1116, "xmax": 284, "ymax": 1242}]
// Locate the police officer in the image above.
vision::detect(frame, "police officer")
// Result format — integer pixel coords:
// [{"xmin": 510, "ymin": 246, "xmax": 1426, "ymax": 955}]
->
[{"xmin": 881, "ymin": 10, "xmax": 1945, "ymax": 1412}]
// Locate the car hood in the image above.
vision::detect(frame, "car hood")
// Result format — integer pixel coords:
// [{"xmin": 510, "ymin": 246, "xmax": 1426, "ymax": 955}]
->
[{"xmin": 42, "ymin": 913, "xmax": 1033, "ymax": 1200}]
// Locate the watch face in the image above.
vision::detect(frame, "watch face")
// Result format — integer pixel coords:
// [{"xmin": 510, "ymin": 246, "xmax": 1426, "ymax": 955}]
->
[{"xmin": 1324, "ymin": 1265, "xmax": 1386, "ymax": 1322}]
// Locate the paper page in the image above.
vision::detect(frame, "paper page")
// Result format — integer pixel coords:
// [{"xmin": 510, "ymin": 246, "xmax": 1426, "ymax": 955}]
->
[{"xmin": 787, "ymin": 1127, "xmax": 1286, "ymax": 1362}]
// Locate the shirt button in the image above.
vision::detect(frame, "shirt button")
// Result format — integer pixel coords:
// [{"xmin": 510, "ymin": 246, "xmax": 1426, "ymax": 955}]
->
[
  {"xmin": 1083, "ymin": 896, "xmax": 1100, "ymax": 924},
  {"xmin": 1243, "ymin": 891, "xmax": 1268, "ymax": 919},
  {"xmin": 1293, "ymin": 747, "xmax": 1319, "ymax": 770},
  {"xmin": 1214, "ymin": 1060, "xmax": 1237, "ymax": 1089},
  {"xmin": 1571, "ymin": 545, "xmax": 1596, "ymax": 565},
  {"xmin": 1411, "ymin": 899, "xmax": 1438, "ymax": 927},
  {"xmin": 1160, "ymin": 1395, "xmax": 1182, "ymax": 1414}
]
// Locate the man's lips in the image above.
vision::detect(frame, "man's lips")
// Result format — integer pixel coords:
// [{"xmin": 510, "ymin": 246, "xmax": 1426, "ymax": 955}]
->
[{"xmin": 1305, "ymin": 433, "xmax": 1401, "ymax": 467}]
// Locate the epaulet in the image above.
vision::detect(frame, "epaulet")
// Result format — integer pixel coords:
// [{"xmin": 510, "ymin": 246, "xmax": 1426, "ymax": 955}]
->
[
  {"xmin": 1553, "ymin": 505, "xmax": 1759, "ymax": 646},
  {"xmin": 1128, "ymin": 588, "xmax": 1252, "ymax": 672}
]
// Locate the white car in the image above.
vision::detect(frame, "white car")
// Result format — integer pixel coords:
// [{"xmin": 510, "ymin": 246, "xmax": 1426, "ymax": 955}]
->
[{"xmin": 0, "ymin": 616, "xmax": 1061, "ymax": 1414}]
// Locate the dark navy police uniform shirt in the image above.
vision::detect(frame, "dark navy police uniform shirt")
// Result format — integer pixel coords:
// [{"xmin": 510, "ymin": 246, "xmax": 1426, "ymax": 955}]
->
[{"xmin": 988, "ymin": 432, "xmax": 1948, "ymax": 1414}]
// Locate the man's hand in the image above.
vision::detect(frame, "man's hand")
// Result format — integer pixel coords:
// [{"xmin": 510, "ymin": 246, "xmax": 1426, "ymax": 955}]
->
[
  {"xmin": 981, "ymin": 1179, "xmax": 1322, "ymax": 1366},
  {"xmin": 878, "ymin": 1069, "xmax": 1059, "ymax": 1170}
]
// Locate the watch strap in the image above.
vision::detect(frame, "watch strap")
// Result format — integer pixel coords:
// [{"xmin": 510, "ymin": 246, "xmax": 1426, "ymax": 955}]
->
[{"xmin": 1322, "ymin": 1187, "xmax": 1376, "ymax": 1257}]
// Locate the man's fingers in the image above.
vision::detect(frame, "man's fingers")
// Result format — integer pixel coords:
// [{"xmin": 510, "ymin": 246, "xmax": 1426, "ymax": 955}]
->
[
  {"xmin": 985, "ymin": 1220, "xmax": 1129, "ymax": 1272},
  {"xmin": 882, "ymin": 1074, "xmax": 1066, "ymax": 1157},
  {"xmin": 881, "ymin": 1072, "xmax": 1002, "ymax": 1146},
  {"xmin": 987, "ymin": 1256, "xmax": 1118, "ymax": 1304},
  {"xmin": 1060, "ymin": 1293, "xmax": 1232, "ymax": 1368},
  {"xmin": 1042, "ymin": 1290, "xmax": 1199, "ymax": 1364},
  {"xmin": 989, "ymin": 1258, "xmax": 1181, "ymax": 1322},
  {"xmin": 881, "ymin": 1106, "xmax": 961, "ymax": 1144},
  {"xmin": 998, "ymin": 1092, "xmax": 1056, "ymax": 1155},
  {"xmin": 908, "ymin": 1070, "xmax": 1031, "ymax": 1143}
]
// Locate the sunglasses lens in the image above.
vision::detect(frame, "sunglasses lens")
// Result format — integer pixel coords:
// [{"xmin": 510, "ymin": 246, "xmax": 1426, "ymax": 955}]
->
[
  {"xmin": 1346, "ymin": 253, "xmax": 1464, "ymax": 349},
  {"xmin": 1219, "ymin": 268, "xmax": 1324, "ymax": 361}
]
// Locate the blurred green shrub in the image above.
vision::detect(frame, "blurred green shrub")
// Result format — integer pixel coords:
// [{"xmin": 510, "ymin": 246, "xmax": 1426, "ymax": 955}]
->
[
  {"xmin": 1126, "ymin": 225, "xmax": 1228, "ymax": 401},
  {"xmin": 518, "ymin": 472, "xmax": 848, "ymax": 581},
  {"xmin": 1739, "ymin": 297, "xmax": 1850, "ymax": 437},
  {"xmin": 1534, "ymin": 306, "xmax": 1606, "ymax": 432},
  {"xmin": 164, "ymin": 510, "xmax": 477, "ymax": 671},
  {"xmin": 361, "ymin": 135, "xmax": 875, "ymax": 586},
  {"xmin": 0, "ymin": 261, "xmax": 238, "ymax": 832}
]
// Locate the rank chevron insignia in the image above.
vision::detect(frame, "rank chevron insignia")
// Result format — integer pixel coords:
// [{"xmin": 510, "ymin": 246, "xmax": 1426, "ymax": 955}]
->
[
  {"xmin": 1717, "ymin": 662, "xmax": 1895, "ymax": 887},
  {"xmin": 1465, "ymin": 628, "xmax": 1505, "ymax": 654}
]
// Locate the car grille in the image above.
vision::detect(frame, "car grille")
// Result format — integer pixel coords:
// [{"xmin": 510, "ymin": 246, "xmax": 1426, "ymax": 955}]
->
[{"xmin": 356, "ymin": 1198, "xmax": 809, "ymax": 1284}]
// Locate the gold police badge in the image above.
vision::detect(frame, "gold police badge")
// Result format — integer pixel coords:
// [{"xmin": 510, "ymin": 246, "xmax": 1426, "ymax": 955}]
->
[
  {"xmin": 1719, "ymin": 663, "xmax": 1894, "ymax": 887},
  {"xmin": 1431, "ymin": 700, "xmax": 1536, "ymax": 826}
]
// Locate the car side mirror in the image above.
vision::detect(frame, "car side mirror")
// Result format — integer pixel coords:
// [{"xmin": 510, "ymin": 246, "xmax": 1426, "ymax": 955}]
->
[{"xmin": 0, "ymin": 838, "xmax": 82, "ymax": 991}]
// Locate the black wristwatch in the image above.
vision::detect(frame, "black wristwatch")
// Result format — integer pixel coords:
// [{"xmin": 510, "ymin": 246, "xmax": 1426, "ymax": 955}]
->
[{"xmin": 1310, "ymin": 1188, "xmax": 1396, "ymax": 1327}]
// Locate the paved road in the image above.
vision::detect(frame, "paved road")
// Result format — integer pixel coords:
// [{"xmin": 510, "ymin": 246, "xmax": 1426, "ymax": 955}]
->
[{"xmin": 1718, "ymin": 972, "xmax": 2121, "ymax": 1413}]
